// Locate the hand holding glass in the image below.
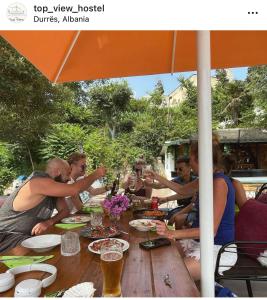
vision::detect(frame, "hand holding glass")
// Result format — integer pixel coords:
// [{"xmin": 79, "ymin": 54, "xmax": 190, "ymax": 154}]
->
[{"xmin": 128, "ymin": 173, "xmax": 137, "ymax": 192}]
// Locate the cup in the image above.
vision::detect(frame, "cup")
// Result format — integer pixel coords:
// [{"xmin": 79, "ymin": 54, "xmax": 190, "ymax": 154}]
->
[
  {"xmin": 91, "ymin": 212, "xmax": 103, "ymax": 227},
  {"xmin": 128, "ymin": 173, "xmax": 137, "ymax": 192},
  {"xmin": 100, "ymin": 243, "xmax": 124, "ymax": 297},
  {"xmin": 61, "ymin": 231, "xmax": 80, "ymax": 256},
  {"xmin": 132, "ymin": 198, "xmax": 141, "ymax": 210}
]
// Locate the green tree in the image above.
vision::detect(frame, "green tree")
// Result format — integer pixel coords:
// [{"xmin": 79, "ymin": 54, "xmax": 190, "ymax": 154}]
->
[
  {"xmin": 39, "ymin": 124, "xmax": 87, "ymax": 160},
  {"xmin": 0, "ymin": 37, "xmax": 75, "ymax": 170},
  {"xmin": 246, "ymin": 66, "xmax": 267, "ymax": 127},
  {"xmin": 149, "ymin": 80, "xmax": 165, "ymax": 106},
  {"xmin": 88, "ymin": 81, "xmax": 133, "ymax": 139},
  {"xmin": 212, "ymin": 69, "xmax": 254, "ymax": 127}
]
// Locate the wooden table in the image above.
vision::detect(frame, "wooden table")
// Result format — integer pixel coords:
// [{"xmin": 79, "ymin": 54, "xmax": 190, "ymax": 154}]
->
[{"xmin": 0, "ymin": 211, "xmax": 199, "ymax": 297}]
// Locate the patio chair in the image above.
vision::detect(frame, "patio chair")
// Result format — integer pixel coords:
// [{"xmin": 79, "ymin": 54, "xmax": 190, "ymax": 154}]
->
[
  {"xmin": 255, "ymin": 183, "xmax": 267, "ymax": 203},
  {"xmin": 215, "ymin": 198, "xmax": 267, "ymax": 297},
  {"xmin": 215, "ymin": 241, "xmax": 267, "ymax": 297}
]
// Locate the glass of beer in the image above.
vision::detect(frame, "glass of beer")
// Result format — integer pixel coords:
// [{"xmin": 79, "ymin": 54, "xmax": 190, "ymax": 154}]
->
[{"xmin": 100, "ymin": 243, "xmax": 124, "ymax": 297}]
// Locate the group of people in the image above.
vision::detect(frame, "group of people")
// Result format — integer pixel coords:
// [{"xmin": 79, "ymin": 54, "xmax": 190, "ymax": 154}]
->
[
  {"xmin": 0, "ymin": 137, "xmax": 247, "ymax": 284},
  {"xmin": 122, "ymin": 135, "xmax": 247, "ymax": 281}
]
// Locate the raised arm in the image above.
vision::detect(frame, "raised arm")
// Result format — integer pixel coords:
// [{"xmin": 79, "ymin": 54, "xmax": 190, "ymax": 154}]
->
[
  {"xmin": 33, "ymin": 167, "xmax": 106, "ymax": 198},
  {"xmin": 88, "ymin": 186, "xmax": 108, "ymax": 196},
  {"xmin": 155, "ymin": 178, "xmax": 228, "ymax": 240},
  {"xmin": 149, "ymin": 171, "xmax": 198, "ymax": 198}
]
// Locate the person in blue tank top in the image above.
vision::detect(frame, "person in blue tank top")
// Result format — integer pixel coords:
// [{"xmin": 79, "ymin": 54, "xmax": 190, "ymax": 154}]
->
[{"xmin": 148, "ymin": 134, "xmax": 237, "ymax": 281}]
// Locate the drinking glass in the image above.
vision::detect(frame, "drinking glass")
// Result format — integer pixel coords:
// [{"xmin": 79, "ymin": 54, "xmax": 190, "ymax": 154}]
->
[
  {"xmin": 100, "ymin": 243, "xmax": 124, "ymax": 297},
  {"xmin": 132, "ymin": 198, "xmax": 141, "ymax": 210},
  {"xmin": 128, "ymin": 172, "xmax": 137, "ymax": 192},
  {"xmin": 61, "ymin": 231, "xmax": 80, "ymax": 256},
  {"xmin": 91, "ymin": 212, "xmax": 103, "ymax": 227}
]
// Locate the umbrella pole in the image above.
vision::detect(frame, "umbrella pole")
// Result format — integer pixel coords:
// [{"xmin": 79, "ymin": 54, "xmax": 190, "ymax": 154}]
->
[{"xmin": 197, "ymin": 30, "xmax": 214, "ymax": 297}]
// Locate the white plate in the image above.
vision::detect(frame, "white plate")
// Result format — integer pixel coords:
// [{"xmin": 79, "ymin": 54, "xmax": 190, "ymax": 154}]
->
[
  {"xmin": 61, "ymin": 215, "xmax": 91, "ymax": 224},
  {"xmin": 21, "ymin": 234, "xmax": 61, "ymax": 253},
  {"xmin": 129, "ymin": 219, "xmax": 156, "ymax": 231},
  {"xmin": 63, "ymin": 282, "xmax": 96, "ymax": 297},
  {"xmin": 88, "ymin": 238, "xmax": 129, "ymax": 254}
]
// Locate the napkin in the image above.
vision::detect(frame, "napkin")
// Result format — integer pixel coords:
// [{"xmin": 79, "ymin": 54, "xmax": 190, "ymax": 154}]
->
[
  {"xmin": 55, "ymin": 223, "xmax": 86, "ymax": 230},
  {"xmin": 0, "ymin": 255, "xmax": 54, "ymax": 268},
  {"xmin": 81, "ymin": 206, "xmax": 103, "ymax": 213}
]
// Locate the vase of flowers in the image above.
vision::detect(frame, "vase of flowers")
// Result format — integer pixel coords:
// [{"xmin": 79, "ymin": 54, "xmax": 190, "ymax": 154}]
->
[{"xmin": 103, "ymin": 194, "xmax": 130, "ymax": 222}]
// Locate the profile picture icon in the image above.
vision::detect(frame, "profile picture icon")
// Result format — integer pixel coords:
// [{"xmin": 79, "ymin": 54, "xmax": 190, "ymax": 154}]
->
[{"xmin": 7, "ymin": 2, "xmax": 27, "ymax": 23}]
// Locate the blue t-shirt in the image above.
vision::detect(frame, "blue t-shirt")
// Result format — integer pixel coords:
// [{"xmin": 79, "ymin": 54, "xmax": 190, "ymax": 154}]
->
[{"xmin": 191, "ymin": 172, "xmax": 235, "ymax": 245}]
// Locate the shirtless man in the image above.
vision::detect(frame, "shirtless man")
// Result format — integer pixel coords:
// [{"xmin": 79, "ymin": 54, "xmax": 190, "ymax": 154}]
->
[{"xmin": 0, "ymin": 158, "xmax": 106, "ymax": 252}]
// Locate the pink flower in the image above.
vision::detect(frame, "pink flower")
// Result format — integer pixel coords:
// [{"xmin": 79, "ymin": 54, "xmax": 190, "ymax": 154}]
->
[{"xmin": 103, "ymin": 195, "xmax": 130, "ymax": 216}]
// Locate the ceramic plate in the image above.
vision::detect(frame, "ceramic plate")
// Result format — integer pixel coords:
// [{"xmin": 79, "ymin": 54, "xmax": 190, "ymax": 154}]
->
[
  {"xmin": 88, "ymin": 238, "xmax": 129, "ymax": 254},
  {"xmin": 129, "ymin": 219, "xmax": 156, "ymax": 231},
  {"xmin": 21, "ymin": 234, "xmax": 61, "ymax": 253},
  {"xmin": 80, "ymin": 225, "xmax": 120, "ymax": 239},
  {"xmin": 61, "ymin": 215, "xmax": 91, "ymax": 224}
]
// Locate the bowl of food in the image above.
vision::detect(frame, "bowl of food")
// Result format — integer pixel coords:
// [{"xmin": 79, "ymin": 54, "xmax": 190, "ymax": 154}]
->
[
  {"xmin": 133, "ymin": 209, "xmax": 167, "ymax": 220},
  {"xmin": 129, "ymin": 219, "xmax": 156, "ymax": 232}
]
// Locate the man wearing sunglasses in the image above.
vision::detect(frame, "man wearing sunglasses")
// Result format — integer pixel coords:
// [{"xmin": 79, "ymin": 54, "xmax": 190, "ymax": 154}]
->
[
  {"xmin": 66, "ymin": 152, "xmax": 110, "ymax": 213},
  {"xmin": 148, "ymin": 156, "xmax": 197, "ymax": 219}
]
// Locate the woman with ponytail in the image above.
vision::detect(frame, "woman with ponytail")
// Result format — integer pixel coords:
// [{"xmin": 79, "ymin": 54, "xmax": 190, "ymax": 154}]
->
[{"xmin": 149, "ymin": 134, "xmax": 237, "ymax": 281}]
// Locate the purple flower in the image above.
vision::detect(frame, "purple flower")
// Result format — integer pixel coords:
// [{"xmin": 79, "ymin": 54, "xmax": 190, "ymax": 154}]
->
[{"xmin": 103, "ymin": 195, "xmax": 130, "ymax": 216}]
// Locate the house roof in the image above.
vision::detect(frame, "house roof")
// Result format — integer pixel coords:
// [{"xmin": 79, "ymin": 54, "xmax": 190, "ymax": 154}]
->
[{"xmin": 165, "ymin": 128, "xmax": 267, "ymax": 146}]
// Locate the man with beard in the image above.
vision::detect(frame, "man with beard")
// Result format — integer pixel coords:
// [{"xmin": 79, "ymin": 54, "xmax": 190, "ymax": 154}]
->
[{"xmin": 0, "ymin": 158, "xmax": 106, "ymax": 252}]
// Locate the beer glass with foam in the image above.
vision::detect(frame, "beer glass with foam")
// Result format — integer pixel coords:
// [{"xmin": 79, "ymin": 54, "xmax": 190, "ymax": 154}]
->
[{"xmin": 100, "ymin": 242, "xmax": 124, "ymax": 297}]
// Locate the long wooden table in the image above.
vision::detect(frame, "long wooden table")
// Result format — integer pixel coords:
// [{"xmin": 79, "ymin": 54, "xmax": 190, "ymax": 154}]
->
[{"xmin": 0, "ymin": 211, "xmax": 199, "ymax": 297}]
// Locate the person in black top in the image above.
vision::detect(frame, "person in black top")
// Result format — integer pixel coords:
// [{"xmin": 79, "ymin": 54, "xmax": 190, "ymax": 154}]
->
[{"xmin": 123, "ymin": 159, "xmax": 152, "ymax": 199}]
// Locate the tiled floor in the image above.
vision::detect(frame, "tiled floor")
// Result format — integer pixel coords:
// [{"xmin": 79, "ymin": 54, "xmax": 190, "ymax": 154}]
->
[{"xmin": 220, "ymin": 279, "xmax": 267, "ymax": 297}]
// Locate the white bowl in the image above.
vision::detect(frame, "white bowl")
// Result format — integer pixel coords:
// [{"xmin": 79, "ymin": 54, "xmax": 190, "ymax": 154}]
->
[
  {"xmin": 129, "ymin": 219, "xmax": 156, "ymax": 232},
  {"xmin": 21, "ymin": 234, "xmax": 61, "ymax": 253}
]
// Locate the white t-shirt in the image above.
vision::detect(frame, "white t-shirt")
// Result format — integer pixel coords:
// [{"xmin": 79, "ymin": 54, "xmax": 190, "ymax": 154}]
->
[{"xmin": 65, "ymin": 176, "xmax": 91, "ymax": 214}]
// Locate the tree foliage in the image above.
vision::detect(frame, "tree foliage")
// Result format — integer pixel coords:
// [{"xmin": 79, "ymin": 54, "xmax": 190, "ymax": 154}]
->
[
  {"xmin": 0, "ymin": 34, "xmax": 266, "ymax": 191},
  {"xmin": 88, "ymin": 81, "xmax": 132, "ymax": 139}
]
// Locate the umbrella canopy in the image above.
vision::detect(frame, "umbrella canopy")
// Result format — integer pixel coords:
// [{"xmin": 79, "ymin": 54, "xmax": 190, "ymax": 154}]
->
[{"xmin": 1, "ymin": 30, "xmax": 267, "ymax": 82}]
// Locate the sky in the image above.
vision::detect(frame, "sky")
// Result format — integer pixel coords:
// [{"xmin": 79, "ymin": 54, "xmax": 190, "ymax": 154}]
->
[{"xmin": 118, "ymin": 67, "xmax": 248, "ymax": 98}]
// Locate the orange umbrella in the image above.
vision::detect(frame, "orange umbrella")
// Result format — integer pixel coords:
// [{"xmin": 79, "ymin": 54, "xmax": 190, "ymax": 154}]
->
[{"xmin": 1, "ymin": 30, "xmax": 267, "ymax": 83}]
